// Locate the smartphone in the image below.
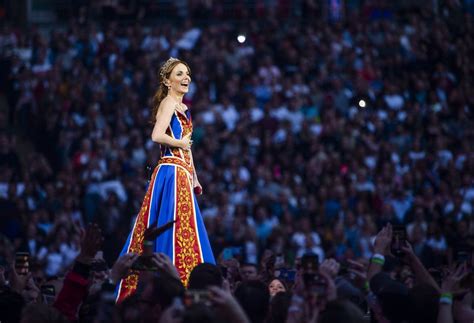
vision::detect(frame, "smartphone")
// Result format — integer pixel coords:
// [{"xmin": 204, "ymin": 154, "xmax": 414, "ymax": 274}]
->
[
  {"xmin": 222, "ymin": 247, "xmax": 243, "ymax": 261},
  {"xmin": 41, "ymin": 284, "xmax": 56, "ymax": 304},
  {"xmin": 91, "ymin": 260, "xmax": 108, "ymax": 272},
  {"xmin": 219, "ymin": 265, "xmax": 228, "ymax": 278},
  {"xmin": 131, "ymin": 255, "xmax": 158, "ymax": 271},
  {"xmin": 184, "ymin": 290, "xmax": 211, "ymax": 307},
  {"xmin": 338, "ymin": 260, "xmax": 350, "ymax": 276},
  {"xmin": 15, "ymin": 252, "xmax": 30, "ymax": 275},
  {"xmin": 301, "ymin": 254, "xmax": 319, "ymax": 273},
  {"xmin": 304, "ymin": 273, "xmax": 327, "ymax": 295},
  {"xmin": 391, "ymin": 225, "xmax": 407, "ymax": 257},
  {"xmin": 277, "ymin": 268, "xmax": 297, "ymax": 283}
]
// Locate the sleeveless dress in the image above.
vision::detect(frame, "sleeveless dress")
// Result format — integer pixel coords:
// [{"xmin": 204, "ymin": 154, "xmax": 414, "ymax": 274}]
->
[{"xmin": 116, "ymin": 108, "xmax": 215, "ymax": 303}]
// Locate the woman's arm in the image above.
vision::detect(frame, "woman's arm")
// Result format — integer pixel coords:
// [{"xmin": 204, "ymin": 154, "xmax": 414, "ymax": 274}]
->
[
  {"xmin": 151, "ymin": 99, "xmax": 187, "ymax": 148},
  {"xmin": 189, "ymin": 148, "xmax": 198, "ymax": 179},
  {"xmin": 189, "ymin": 148, "xmax": 203, "ymax": 193},
  {"xmin": 437, "ymin": 264, "xmax": 469, "ymax": 323}
]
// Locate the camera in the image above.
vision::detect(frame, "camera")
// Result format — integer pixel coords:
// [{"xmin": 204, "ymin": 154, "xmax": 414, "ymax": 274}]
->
[
  {"xmin": 131, "ymin": 255, "xmax": 158, "ymax": 271},
  {"xmin": 184, "ymin": 290, "xmax": 211, "ymax": 307}
]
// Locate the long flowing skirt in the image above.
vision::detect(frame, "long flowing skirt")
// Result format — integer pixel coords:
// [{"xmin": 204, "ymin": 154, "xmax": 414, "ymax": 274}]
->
[{"xmin": 115, "ymin": 162, "xmax": 215, "ymax": 303}]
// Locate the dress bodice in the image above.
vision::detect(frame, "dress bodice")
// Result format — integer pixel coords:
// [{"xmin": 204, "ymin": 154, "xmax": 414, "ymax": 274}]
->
[{"xmin": 161, "ymin": 109, "xmax": 193, "ymax": 167}]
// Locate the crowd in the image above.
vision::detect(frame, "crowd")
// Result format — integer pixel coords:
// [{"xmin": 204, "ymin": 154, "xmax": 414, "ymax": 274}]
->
[{"xmin": 0, "ymin": 0, "xmax": 474, "ymax": 322}]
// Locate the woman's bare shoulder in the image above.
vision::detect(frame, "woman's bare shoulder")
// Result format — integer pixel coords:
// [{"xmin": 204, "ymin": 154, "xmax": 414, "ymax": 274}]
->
[{"xmin": 158, "ymin": 97, "xmax": 177, "ymax": 113}]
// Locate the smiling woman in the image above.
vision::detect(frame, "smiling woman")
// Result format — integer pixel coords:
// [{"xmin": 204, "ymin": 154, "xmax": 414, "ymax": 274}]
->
[{"xmin": 116, "ymin": 57, "xmax": 215, "ymax": 303}]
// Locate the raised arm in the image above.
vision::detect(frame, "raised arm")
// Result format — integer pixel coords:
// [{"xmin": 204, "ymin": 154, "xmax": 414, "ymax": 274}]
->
[
  {"xmin": 401, "ymin": 241, "xmax": 440, "ymax": 291},
  {"xmin": 367, "ymin": 224, "xmax": 392, "ymax": 281},
  {"xmin": 151, "ymin": 99, "xmax": 189, "ymax": 149}
]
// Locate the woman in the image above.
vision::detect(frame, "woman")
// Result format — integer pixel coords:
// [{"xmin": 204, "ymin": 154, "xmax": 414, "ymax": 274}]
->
[
  {"xmin": 268, "ymin": 278, "xmax": 287, "ymax": 298},
  {"xmin": 116, "ymin": 57, "xmax": 215, "ymax": 303}
]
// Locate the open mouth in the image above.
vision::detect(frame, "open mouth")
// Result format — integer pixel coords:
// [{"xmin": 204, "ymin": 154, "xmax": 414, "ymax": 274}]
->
[{"xmin": 180, "ymin": 83, "xmax": 189, "ymax": 88}]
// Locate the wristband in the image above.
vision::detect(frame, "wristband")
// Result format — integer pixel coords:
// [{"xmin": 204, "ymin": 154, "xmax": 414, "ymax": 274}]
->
[
  {"xmin": 288, "ymin": 306, "xmax": 302, "ymax": 312},
  {"xmin": 373, "ymin": 253, "xmax": 385, "ymax": 260},
  {"xmin": 439, "ymin": 292, "xmax": 453, "ymax": 305},
  {"xmin": 439, "ymin": 297, "xmax": 453, "ymax": 305},
  {"xmin": 371, "ymin": 254, "xmax": 385, "ymax": 266},
  {"xmin": 440, "ymin": 293, "xmax": 453, "ymax": 299}
]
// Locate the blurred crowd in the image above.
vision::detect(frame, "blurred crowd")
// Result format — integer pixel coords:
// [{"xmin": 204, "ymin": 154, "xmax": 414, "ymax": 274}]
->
[{"xmin": 0, "ymin": 0, "xmax": 474, "ymax": 322}]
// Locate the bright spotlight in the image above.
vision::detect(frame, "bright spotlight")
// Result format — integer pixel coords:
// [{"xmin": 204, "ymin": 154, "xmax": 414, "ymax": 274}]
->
[
  {"xmin": 237, "ymin": 35, "xmax": 246, "ymax": 44},
  {"xmin": 358, "ymin": 99, "xmax": 366, "ymax": 108}
]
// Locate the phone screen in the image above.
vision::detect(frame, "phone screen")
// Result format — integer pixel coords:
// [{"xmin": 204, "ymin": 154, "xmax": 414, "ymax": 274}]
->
[
  {"xmin": 301, "ymin": 254, "xmax": 319, "ymax": 273},
  {"xmin": 41, "ymin": 285, "xmax": 56, "ymax": 304},
  {"xmin": 277, "ymin": 268, "xmax": 296, "ymax": 283},
  {"xmin": 222, "ymin": 247, "xmax": 243, "ymax": 260},
  {"xmin": 391, "ymin": 226, "xmax": 407, "ymax": 257},
  {"xmin": 184, "ymin": 290, "xmax": 211, "ymax": 307},
  {"xmin": 304, "ymin": 273, "xmax": 327, "ymax": 295}
]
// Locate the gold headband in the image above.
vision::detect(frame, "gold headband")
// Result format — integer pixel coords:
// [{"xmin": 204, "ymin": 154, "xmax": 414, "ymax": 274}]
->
[{"xmin": 159, "ymin": 57, "xmax": 180, "ymax": 79}]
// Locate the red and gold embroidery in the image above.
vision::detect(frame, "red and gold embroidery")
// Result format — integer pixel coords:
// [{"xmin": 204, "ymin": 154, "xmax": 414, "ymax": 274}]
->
[
  {"xmin": 116, "ymin": 166, "xmax": 159, "ymax": 303},
  {"xmin": 174, "ymin": 167, "xmax": 201, "ymax": 286},
  {"xmin": 158, "ymin": 157, "xmax": 194, "ymax": 177}
]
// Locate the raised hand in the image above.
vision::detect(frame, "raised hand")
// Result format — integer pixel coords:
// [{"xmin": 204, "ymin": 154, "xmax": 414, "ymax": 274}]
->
[
  {"xmin": 319, "ymin": 258, "xmax": 340, "ymax": 279},
  {"xmin": 76, "ymin": 223, "xmax": 104, "ymax": 264},
  {"xmin": 346, "ymin": 259, "xmax": 368, "ymax": 290},
  {"xmin": 9, "ymin": 263, "xmax": 31, "ymax": 293},
  {"xmin": 441, "ymin": 263, "xmax": 469, "ymax": 293},
  {"xmin": 318, "ymin": 269, "xmax": 337, "ymax": 302},
  {"xmin": 373, "ymin": 223, "xmax": 392, "ymax": 255},
  {"xmin": 110, "ymin": 252, "xmax": 139, "ymax": 284},
  {"xmin": 151, "ymin": 253, "xmax": 180, "ymax": 280},
  {"xmin": 208, "ymin": 286, "xmax": 250, "ymax": 323}
]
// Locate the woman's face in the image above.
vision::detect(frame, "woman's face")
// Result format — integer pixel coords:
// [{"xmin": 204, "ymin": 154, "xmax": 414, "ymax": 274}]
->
[
  {"xmin": 166, "ymin": 63, "xmax": 191, "ymax": 95},
  {"xmin": 269, "ymin": 279, "xmax": 286, "ymax": 297}
]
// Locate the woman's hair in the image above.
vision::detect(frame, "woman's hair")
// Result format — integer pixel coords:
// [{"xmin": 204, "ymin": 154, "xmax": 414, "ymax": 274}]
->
[{"xmin": 151, "ymin": 57, "xmax": 191, "ymax": 123}]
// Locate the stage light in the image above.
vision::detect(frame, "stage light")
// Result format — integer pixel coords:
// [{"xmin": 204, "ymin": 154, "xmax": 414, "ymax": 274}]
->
[
  {"xmin": 358, "ymin": 99, "xmax": 366, "ymax": 108},
  {"xmin": 237, "ymin": 35, "xmax": 246, "ymax": 43}
]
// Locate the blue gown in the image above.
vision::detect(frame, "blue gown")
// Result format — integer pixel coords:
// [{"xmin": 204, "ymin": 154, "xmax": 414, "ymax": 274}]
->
[{"xmin": 116, "ymin": 108, "xmax": 215, "ymax": 303}]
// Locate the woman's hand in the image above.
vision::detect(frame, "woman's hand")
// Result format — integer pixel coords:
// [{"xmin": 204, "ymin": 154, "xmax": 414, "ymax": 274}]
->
[
  {"xmin": 208, "ymin": 286, "xmax": 250, "ymax": 323},
  {"xmin": 319, "ymin": 259, "xmax": 340, "ymax": 279},
  {"xmin": 152, "ymin": 253, "xmax": 180, "ymax": 280},
  {"xmin": 193, "ymin": 177, "xmax": 203, "ymax": 195},
  {"xmin": 373, "ymin": 223, "xmax": 392, "ymax": 255},
  {"xmin": 180, "ymin": 133, "xmax": 192, "ymax": 150},
  {"xmin": 441, "ymin": 263, "xmax": 469, "ymax": 293},
  {"xmin": 110, "ymin": 252, "xmax": 139, "ymax": 284}
]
